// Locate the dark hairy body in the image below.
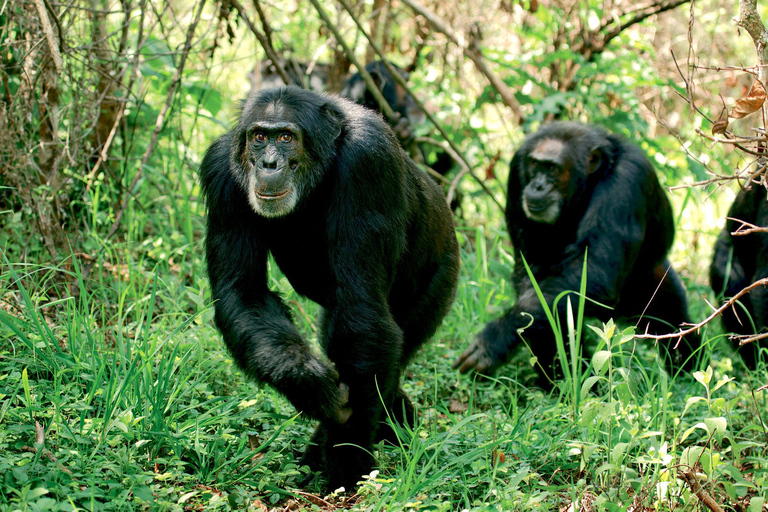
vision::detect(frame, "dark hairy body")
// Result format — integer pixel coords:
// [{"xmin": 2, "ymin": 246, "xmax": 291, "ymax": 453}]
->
[
  {"xmin": 454, "ymin": 122, "xmax": 699, "ymax": 382},
  {"xmin": 710, "ymin": 184, "xmax": 768, "ymax": 368},
  {"xmin": 200, "ymin": 87, "xmax": 460, "ymax": 490}
]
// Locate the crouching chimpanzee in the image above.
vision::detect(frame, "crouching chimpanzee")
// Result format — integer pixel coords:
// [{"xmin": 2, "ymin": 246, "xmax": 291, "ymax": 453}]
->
[
  {"xmin": 200, "ymin": 86, "xmax": 460, "ymax": 490},
  {"xmin": 454, "ymin": 122, "xmax": 700, "ymax": 383},
  {"xmin": 710, "ymin": 183, "xmax": 768, "ymax": 368}
]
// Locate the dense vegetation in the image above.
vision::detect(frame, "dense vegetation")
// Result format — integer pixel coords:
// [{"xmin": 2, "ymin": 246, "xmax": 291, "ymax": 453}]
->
[{"xmin": 0, "ymin": 0, "xmax": 766, "ymax": 510}]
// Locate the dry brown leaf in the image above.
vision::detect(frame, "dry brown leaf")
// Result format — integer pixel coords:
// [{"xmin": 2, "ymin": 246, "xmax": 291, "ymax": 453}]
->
[
  {"xmin": 448, "ymin": 399, "xmax": 468, "ymax": 413},
  {"xmin": 729, "ymin": 80, "xmax": 766, "ymax": 119}
]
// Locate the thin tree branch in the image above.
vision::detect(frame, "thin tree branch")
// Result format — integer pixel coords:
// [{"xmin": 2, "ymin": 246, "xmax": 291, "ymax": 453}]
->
[
  {"xmin": 601, "ymin": 0, "xmax": 690, "ymax": 49},
  {"xmin": 34, "ymin": 0, "xmax": 63, "ymax": 73},
  {"xmin": 736, "ymin": 0, "xmax": 768, "ymax": 85},
  {"xmin": 333, "ymin": 0, "xmax": 505, "ymax": 213},
  {"xmin": 252, "ymin": 0, "xmax": 274, "ymax": 49},
  {"xmin": 307, "ymin": 0, "xmax": 398, "ymax": 122},
  {"xmin": 107, "ymin": 0, "xmax": 206, "ymax": 238},
  {"xmin": 399, "ymin": 0, "xmax": 523, "ymax": 122},
  {"xmin": 636, "ymin": 277, "xmax": 768, "ymax": 345},
  {"xmin": 230, "ymin": 0, "xmax": 292, "ymax": 86},
  {"xmin": 728, "ymin": 216, "xmax": 768, "ymax": 235},
  {"xmin": 678, "ymin": 469, "xmax": 725, "ymax": 512}
]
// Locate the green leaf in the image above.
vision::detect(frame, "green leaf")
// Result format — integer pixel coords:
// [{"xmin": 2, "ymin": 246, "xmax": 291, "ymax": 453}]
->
[
  {"xmin": 680, "ymin": 446, "xmax": 705, "ymax": 467},
  {"xmin": 133, "ymin": 485, "xmax": 154, "ymax": 503},
  {"xmin": 592, "ymin": 351, "xmax": 611, "ymax": 375},
  {"xmin": 693, "ymin": 365, "xmax": 713, "ymax": 387},
  {"xmin": 704, "ymin": 417, "xmax": 727, "ymax": 440}
]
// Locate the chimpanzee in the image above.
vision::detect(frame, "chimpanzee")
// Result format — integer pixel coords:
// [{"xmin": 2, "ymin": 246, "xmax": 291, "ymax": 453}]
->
[
  {"xmin": 340, "ymin": 60, "xmax": 426, "ymax": 149},
  {"xmin": 454, "ymin": 122, "xmax": 700, "ymax": 382},
  {"xmin": 710, "ymin": 183, "xmax": 768, "ymax": 368},
  {"xmin": 199, "ymin": 86, "xmax": 460, "ymax": 490},
  {"xmin": 251, "ymin": 58, "xmax": 330, "ymax": 92}
]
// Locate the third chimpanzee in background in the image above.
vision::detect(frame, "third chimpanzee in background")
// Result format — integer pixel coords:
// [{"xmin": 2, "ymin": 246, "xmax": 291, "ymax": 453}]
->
[
  {"xmin": 342, "ymin": 60, "xmax": 459, "ymax": 209},
  {"xmin": 340, "ymin": 60, "xmax": 425, "ymax": 149},
  {"xmin": 710, "ymin": 184, "xmax": 768, "ymax": 368},
  {"xmin": 454, "ymin": 122, "xmax": 700, "ymax": 382},
  {"xmin": 200, "ymin": 87, "xmax": 460, "ymax": 490}
]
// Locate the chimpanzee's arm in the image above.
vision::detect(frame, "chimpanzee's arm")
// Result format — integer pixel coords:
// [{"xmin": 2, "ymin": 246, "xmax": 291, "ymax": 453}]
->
[
  {"xmin": 200, "ymin": 132, "xmax": 349, "ymax": 424},
  {"xmin": 456, "ymin": 167, "xmax": 649, "ymax": 375}
]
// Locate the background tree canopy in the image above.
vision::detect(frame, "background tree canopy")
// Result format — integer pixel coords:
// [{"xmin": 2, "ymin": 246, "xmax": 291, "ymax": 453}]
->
[{"xmin": 0, "ymin": 0, "xmax": 766, "ymax": 510}]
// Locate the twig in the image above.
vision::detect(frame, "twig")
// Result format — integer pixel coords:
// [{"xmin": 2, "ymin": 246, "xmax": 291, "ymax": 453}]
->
[
  {"xmin": 446, "ymin": 167, "xmax": 470, "ymax": 207},
  {"xmin": 332, "ymin": 0, "xmax": 505, "ymax": 212},
  {"xmin": 230, "ymin": 0, "xmax": 292, "ymax": 87},
  {"xmin": 399, "ymin": 0, "xmax": 522, "ymax": 122},
  {"xmin": 307, "ymin": 0, "xmax": 398, "ymax": 123},
  {"xmin": 751, "ymin": 390, "xmax": 768, "ymax": 438},
  {"xmin": 252, "ymin": 0, "xmax": 274, "ymax": 48},
  {"xmin": 678, "ymin": 469, "xmax": 724, "ymax": 512},
  {"xmin": 107, "ymin": 0, "xmax": 206, "ymax": 238},
  {"xmin": 600, "ymin": 0, "xmax": 690, "ymax": 49},
  {"xmin": 33, "ymin": 0, "xmax": 63, "ymax": 73},
  {"xmin": 21, "ymin": 421, "xmax": 73, "ymax": 475},
  {"xmin": 635, "ymin": 277, "xmax": 768, "ymax": 345},
  {"xmin": 85, "ymin": 104, "xmax": 126, "ymax": 191},
  {"xmin": 736, "ymin": 0, "xmax": 768, "ymax": 85},
  {"xmin": 728, "ymin": 217, "xmax": 768, "ymax": 235},
  {"xmin": 732, "ymin": 330, "xmax": 768, "ymax": 346}
]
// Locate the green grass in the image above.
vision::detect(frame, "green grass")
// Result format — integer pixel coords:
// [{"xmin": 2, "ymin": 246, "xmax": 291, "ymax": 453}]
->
[{"xmin": 1, "ymin": 212, "xmax": 767, "ymax": 512}]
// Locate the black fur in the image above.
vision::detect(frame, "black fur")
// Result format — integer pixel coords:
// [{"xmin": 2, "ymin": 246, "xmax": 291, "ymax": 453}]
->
[
  {"xmin": 341, "ymin": 60, "xmax": 459, "ymax": 210},
  {"xmin": 200, "ymin": 86, "xmax": 460, "ymax": 490},
  {"xmin": 710, "ymin": 184, "xmax": 768, "ymax": 368},
  {"xmin": 454, "ymin": 122, "xmax": 699, "ymax": 382}
]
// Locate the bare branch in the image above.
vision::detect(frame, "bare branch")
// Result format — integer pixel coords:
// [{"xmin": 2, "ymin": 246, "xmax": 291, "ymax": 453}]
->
[
  {"xmin": 252, "ymin": 0, "xmax": 274, "ymax": 48},
  {"xmin": 678, "ymin": 469, "xmax": 725, "ymax": 512},
  {"xmin": 636, "ymin": 277, "xmax": 768, "ymax": 344},
  {"xmin": 34, "ymin": 0, "xmax": 63, "ymax": 73},
  {"xmin": 601, "ymin": 0, "xmax": 690, "ymax": 49},
  {"xmin": 230, "ymin": 0, "xmax": 292, "ymax": 86},
  {"xmin": 307, "ymin": 0, "xmax": 398, "ymax": 122},
  {"xmin": 728, "ymin": 216, "xmax": 768, "ymax": 235},
  {"xmin": 732, "ymin": 330, "xmax": 768, "ymax": 346},
  {"xmin": 334, "ymin": 0, "xmax": 505, "ymax": 213},
  {"xmin": 399, "ymin": 0, "xmax": 523, "ymax": 122},
  {"xmin": 736, "ymin": 0, "xmax": 768, "ymax": 84}
]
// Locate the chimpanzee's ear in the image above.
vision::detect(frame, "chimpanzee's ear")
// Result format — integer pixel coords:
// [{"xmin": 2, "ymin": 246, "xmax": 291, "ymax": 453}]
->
[
  {"xmin": 319, "ymin": 103, "xmax": 343, "ymax": 142},
  {"xmin": 230, "ymin": 125, "xmax": 249, "ymax": 170},
  {"xmin": 587, "ymin": 142, "xmax": 612, "ymax": 176}
]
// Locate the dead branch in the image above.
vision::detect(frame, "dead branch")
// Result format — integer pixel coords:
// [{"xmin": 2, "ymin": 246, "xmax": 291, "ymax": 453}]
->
[
  {"xmin": 107, "ymin": 0, "xmax": 206, "ymax": 238},
  {"xmin": 252, "ymin": 0, "xmax": 275, "ymax": 49},
  {"xmin": 307, "ymin": 0, "xmax": 398, "ymax": 123},
  {"xmin": 399, "ymin": 0, "xmax": 523, "ymax": 122},
  {"xmin": 600, "ymin": 0, "xmax": 691, "ymax": 50},
  {"xmin": 34, "ymin": 0, "xmax": 63, "ymax": 73},
  {"xmin": 728, "ymin": 216, "xmax": 768, "ymax": 235},
  {"xmin": 636, "ymin": 277, "xmax": 768, "ymax": 345},
  {"xmin": 334, "ymin": 0, "xmax": 504, "ymax": 213},
  {"xmin": 678, "ymin": 469, "xmax": 724, "ymax": 512},
  {"xmin": 733, "ymin": 330, "xmax": 768, "ymax": 345},
  {"xmin": 230, "ymin": 0, "xmax": 292, "ymax": 87},
  {"xmin": 21, "ymin": 421, "xmax": 73, "ymax": 475},
  {"xmin": 736, "ymin": 0, "xmax": 768, "ymax": 85}
]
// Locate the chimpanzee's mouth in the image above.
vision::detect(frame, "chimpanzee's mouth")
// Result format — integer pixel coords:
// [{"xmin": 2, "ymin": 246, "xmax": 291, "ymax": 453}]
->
[
  {"xmin": 256, "ymin": 188, "xmax": 292, "ymax": 200},
  {"xmin": 525, "ymin": 199, "xmax": 553, "ymax": 212}
]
